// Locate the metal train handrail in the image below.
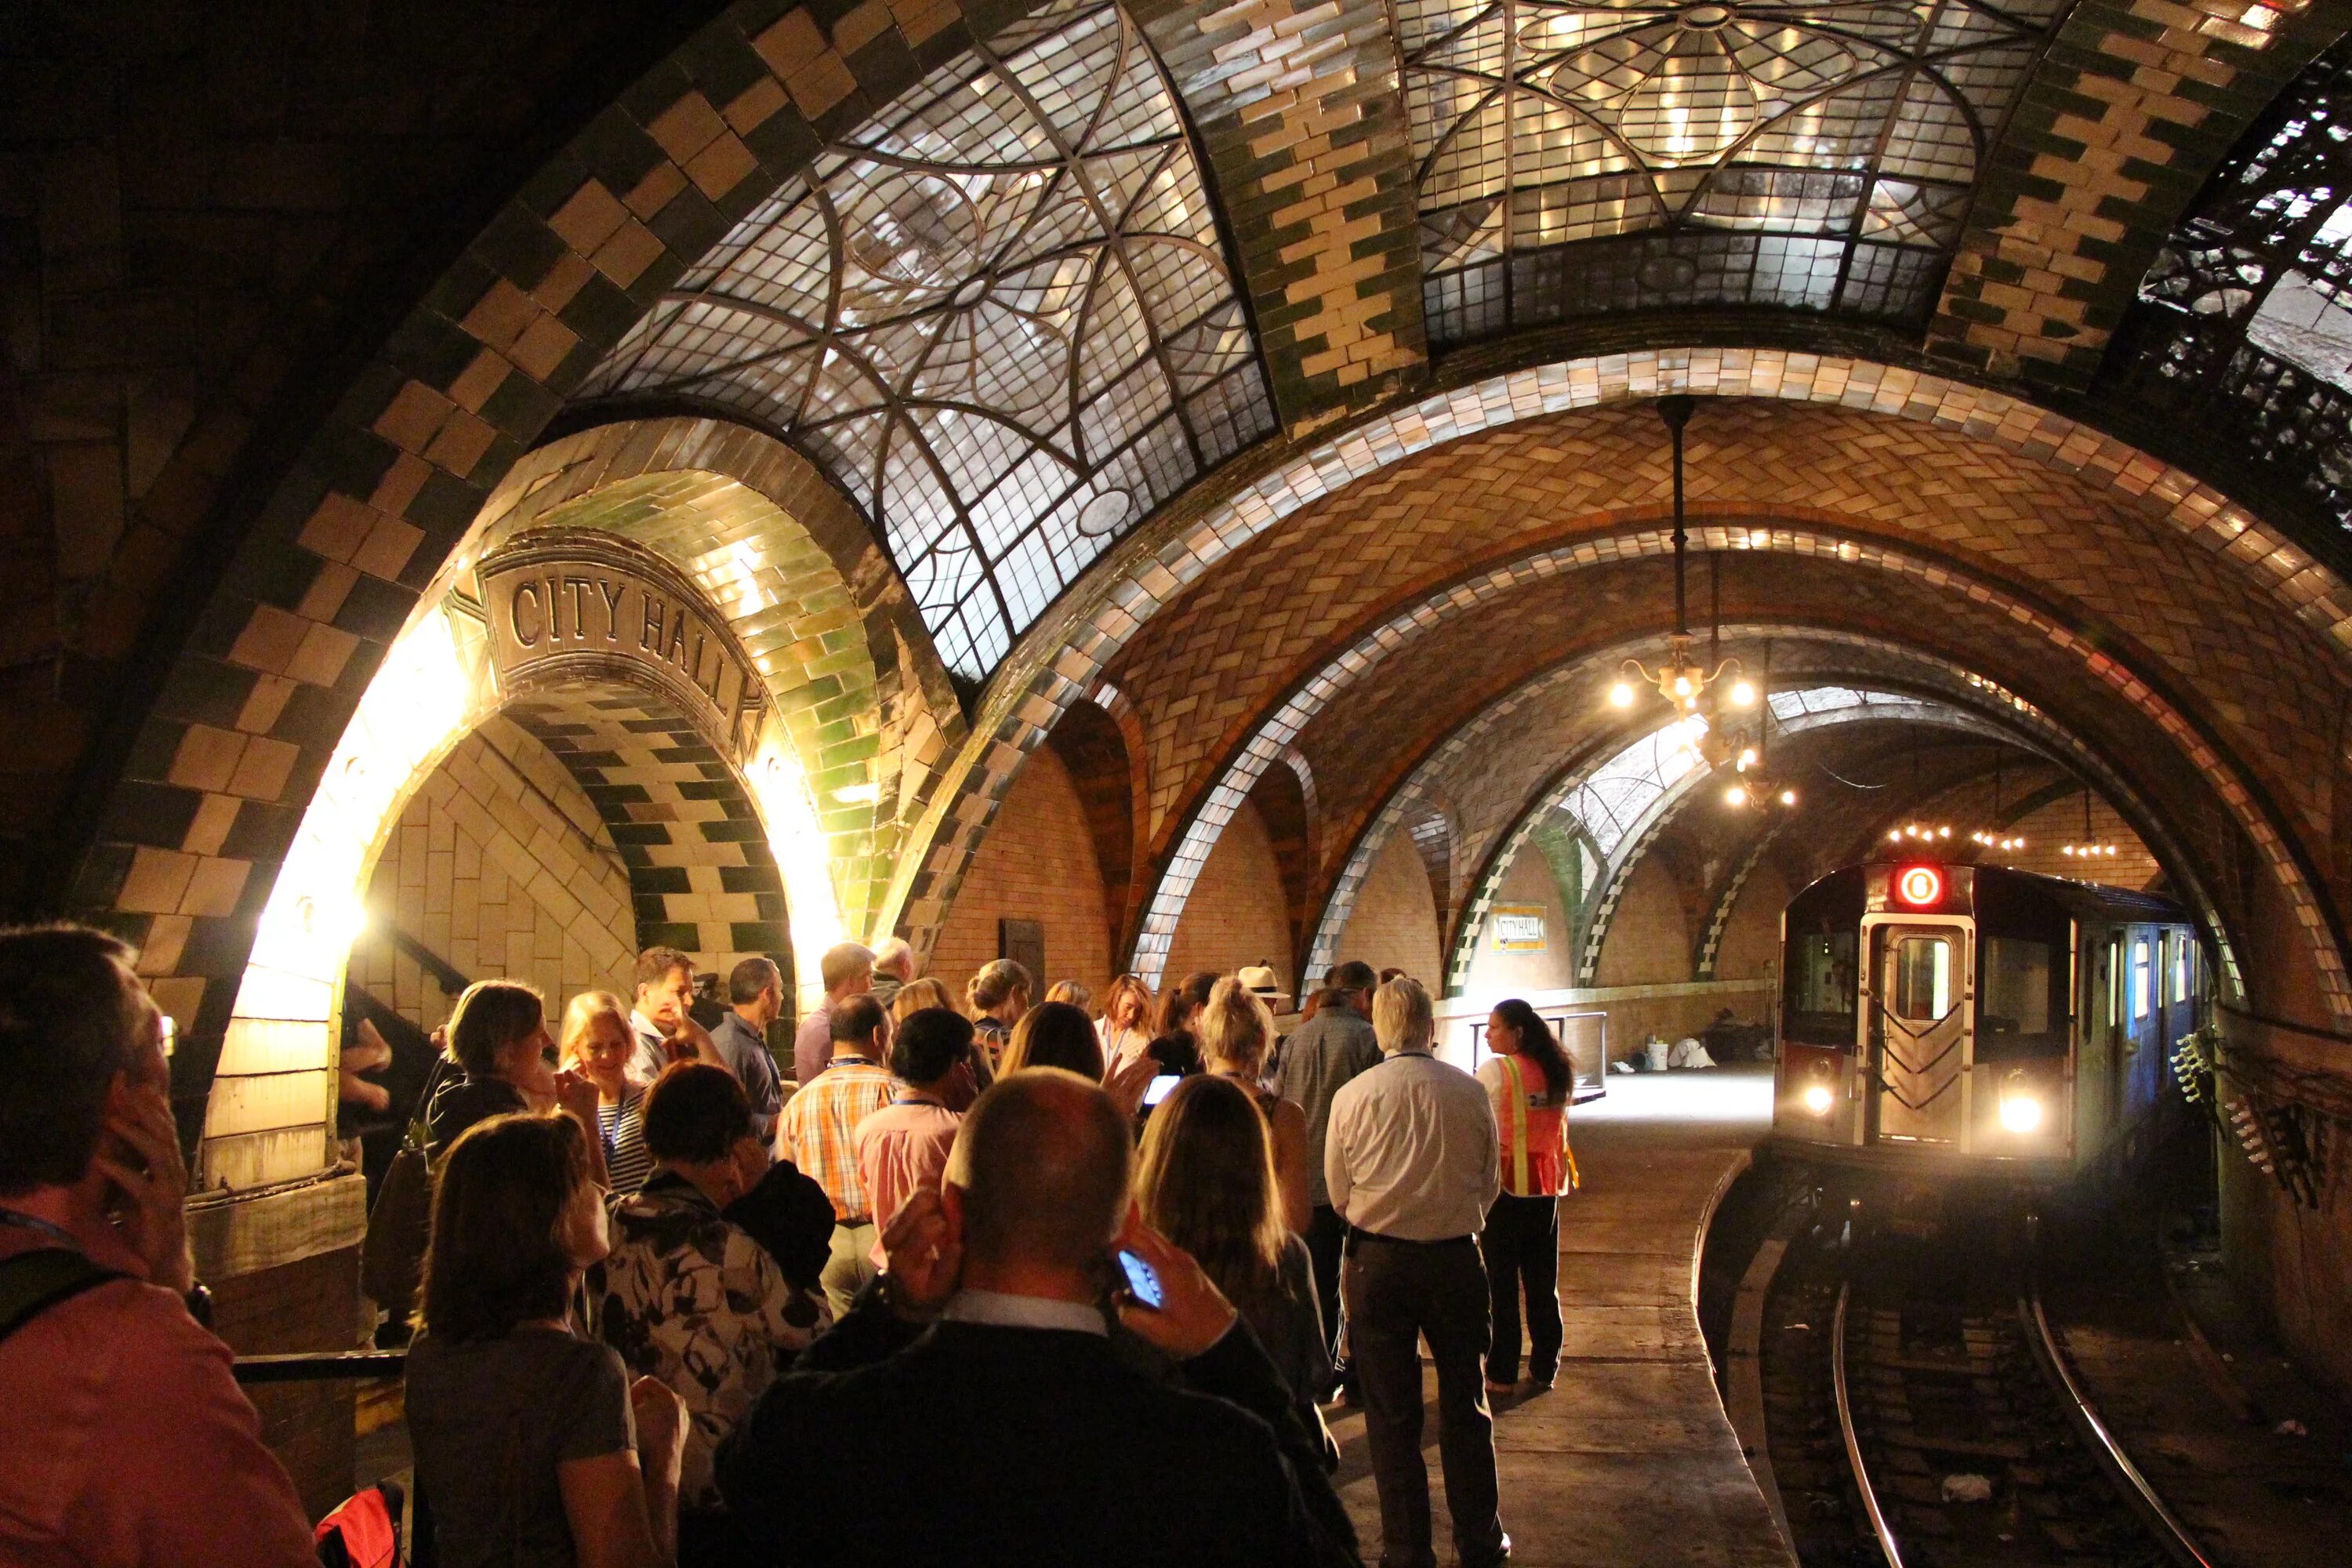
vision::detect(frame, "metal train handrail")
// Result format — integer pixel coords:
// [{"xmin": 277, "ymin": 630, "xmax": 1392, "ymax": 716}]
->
[
  {"xmin": 1831, "ymin": 1280, "xmax": 1907, "ymax": 1568},
  {"xmin": 2020, "ymin": 1287, "xmax": 2219, "ymax": 1568}
]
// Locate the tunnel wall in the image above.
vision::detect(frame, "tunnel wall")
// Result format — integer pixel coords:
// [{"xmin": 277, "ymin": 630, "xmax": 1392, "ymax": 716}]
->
[
  {"xmin": 930, "ymin": 746, "xmax": 1114, "ymax": 1003},
  {"xmin": 1330, "ymin": 832, "xmax": 1444, "ymax": 983},
  {"xmin": 1711, "ymin": 859, "xmax": 1790, "ymax": 985},
  {"xmin": 1163, "ymin": 798, "xmax": 1295, "ymax": 1002},
  {"xmin": 1594, "ymin": 855, "xmax": 1697, "ymax": 988},
  {"xmin": 1462, "ymin": 853, "xmax": 1578, "ymax": 993},
  {"xmin": 345, "ymin": 718, "xmax": 635, "ymax": 1033}
]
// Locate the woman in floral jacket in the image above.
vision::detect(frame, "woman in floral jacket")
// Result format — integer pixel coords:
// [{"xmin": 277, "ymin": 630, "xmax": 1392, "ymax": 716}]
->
[{"xmin": 599, "ymin": 1063, "xmax": 828, "ymax": 1543}]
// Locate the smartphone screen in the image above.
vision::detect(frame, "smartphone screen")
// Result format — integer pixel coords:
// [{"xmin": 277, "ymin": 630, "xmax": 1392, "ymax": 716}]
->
[
  {"xmin": 1116, "ymin": 1247, "xmax": 1164, "ymax": 1309},
  {"xmin": 1142, "ymin": 1074, "xmax": 1181, "ymax": 1107}
]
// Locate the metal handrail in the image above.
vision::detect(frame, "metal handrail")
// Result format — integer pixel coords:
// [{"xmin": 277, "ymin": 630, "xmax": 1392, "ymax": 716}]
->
[
  {"xmin": 2020, "ymin": 1287, "xmax": 2218, "ymax": 1568},
  {"xmin": 233, "ymin": 1351, "xmax": 407, "ymax": 1385},
  {"xmin": 1831, "ymin": 1280, "xmax": 1905, "ymax": 1568}
]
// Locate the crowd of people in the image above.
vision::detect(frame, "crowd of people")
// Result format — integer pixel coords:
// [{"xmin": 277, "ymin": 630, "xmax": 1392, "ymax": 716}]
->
[{"xmin": 0, "ymin": 925, "xmax": 1582, "ymax": 1568}]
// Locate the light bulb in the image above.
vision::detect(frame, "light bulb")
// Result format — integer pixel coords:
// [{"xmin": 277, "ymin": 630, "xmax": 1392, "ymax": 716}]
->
[
  {"xmin": 1779, "ymin": 789, "xmax": 1796, "ymax": 807},
  {"xmin": 1610, "ymin": 681, "xmax": 1635, "ymax": 709},
  {"xmin": 1672, "ymin": 675, "xmax": 1693, "ymax": 698},
  {"xmin": 1737, "ymin": 747, "xmax": 1758, "ymax": 770},
  {"xmin": 1940, "ymin": 826, "xmax": 1951, "ymax": 838},
  {"xmin": 1724, "ymin": 784, "xmax": 1748, "ymax": 807},
  {"xmin": 1730, "ymin": 680, "xmax": 1757, "ymax": 708},
  {"xmin": 1888, "ymin": 829, "xmax": 1901, "ymax": 841}
]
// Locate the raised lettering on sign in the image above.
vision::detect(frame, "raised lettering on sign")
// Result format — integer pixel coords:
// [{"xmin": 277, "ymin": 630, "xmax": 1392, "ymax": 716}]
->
[{"xmin": 482, "ymin": 551, "xmax": 757, "ymax": 744}]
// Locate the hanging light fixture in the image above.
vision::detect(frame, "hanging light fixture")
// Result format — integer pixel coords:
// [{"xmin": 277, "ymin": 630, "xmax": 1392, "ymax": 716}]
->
[
  {"xmin": 1722, "ymin": 638, "xmax": 1796, "ymax": 809},
  {"xmin": 2060, "ymin": 786, "xmax": 2119, "ymax": 860},
  {"xmin": 1610, "ymin": 397, "xmax": 1746, "ymax": 715},
  {"xmin": 1967, "ymin": 753, "xmax": 2027, "ymax": 853}
]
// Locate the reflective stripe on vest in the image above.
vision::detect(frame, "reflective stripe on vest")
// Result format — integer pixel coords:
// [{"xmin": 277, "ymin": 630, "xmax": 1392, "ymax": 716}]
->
[{"xmin": 1500, "ymin": 1052, "xmax": 1532, "ymax": 1195}]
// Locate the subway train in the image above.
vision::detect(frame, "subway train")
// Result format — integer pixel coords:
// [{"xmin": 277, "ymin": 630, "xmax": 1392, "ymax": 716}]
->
[{"xmin": 1773, "ymin": 861, "xmax": 2205, "ymax": 1173}]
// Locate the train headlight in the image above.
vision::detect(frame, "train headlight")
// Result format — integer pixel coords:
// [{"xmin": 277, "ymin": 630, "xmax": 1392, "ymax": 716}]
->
[
  {"xmin": 1998, "ymin": 1073, "xmax": 2044, "ymax": 1134},
  {"xmin": 1801, "ymin": 1083, "xmax": 1835, "ymax": 1116}
]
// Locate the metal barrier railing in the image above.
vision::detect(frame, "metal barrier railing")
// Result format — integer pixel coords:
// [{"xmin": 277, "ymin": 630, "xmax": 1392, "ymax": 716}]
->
[{"xmin": 232, "ymin": 1351, "xmax": 407, "ymax": 1385}]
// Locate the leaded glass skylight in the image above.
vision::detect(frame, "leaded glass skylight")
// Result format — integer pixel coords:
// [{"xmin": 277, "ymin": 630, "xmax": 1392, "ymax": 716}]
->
[
  {"xmin": 2113, "ymin": 31, "xmax": 2352, "ymax": 534},
  {"xmin": 1400, "ymin": 0, "xmax": 2060, "ymax": 343},
  {"xmin": 578, "ymin": 0, "xmax": 1273, "ymax": 678}
]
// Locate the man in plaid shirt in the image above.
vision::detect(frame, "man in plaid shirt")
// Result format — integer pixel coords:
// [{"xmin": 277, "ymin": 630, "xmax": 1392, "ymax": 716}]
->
[{"xmin": 775, "ymin": 995, "xmax": 895, "ymax": 1316}]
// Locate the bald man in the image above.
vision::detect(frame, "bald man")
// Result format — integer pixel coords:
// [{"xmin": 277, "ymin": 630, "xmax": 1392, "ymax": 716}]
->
[{"xmin": 719, "ymin": 1069, "xmax": 1359, "ymax": 1566}]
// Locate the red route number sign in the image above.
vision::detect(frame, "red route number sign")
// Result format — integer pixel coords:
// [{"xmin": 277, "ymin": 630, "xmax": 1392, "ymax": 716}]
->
[{"xmin": 1893, "ymin": 864, "xmax": 1945, "ymax": 908}]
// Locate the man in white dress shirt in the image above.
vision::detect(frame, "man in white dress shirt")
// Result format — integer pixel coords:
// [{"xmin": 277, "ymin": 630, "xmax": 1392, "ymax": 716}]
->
[{"xmin": 1326, "ymin": 975, "xmax": 1507, "ymax": 1568}]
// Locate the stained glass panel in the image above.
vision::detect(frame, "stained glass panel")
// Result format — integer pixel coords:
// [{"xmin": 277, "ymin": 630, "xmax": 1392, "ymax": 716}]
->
[
  {"xmin": 1400, "ymin": 0, "xmax": 2063, "ymax": 343},
  {"xmin": 576, "ymin": 0, "xmax": 1273, "ymax": 678}
]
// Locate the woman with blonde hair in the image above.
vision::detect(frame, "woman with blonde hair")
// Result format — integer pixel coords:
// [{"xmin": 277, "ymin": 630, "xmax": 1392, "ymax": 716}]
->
[
  {"xmin": 996, "ymin": 1000, "xmax": 1105, "ymax": 1079},
  {"xmin": 1043, "ymin": 978, "xmax": 1091, "ymax": 1011},
  {"xmin": 887, "ymin": 976, "xmax": 953, "ymax": 1025},
  {"xmin": 964, "ymin": 959, "xmax": 1032, "ymax": 1073},
  {"xmin": 562, "ymin": 989, "xmax": 655, "ymax": 1194},
  {"xmin": 1096, "ymin": 973, "xmax": 1156, "ymax": 1075},
  {"xmin": 1197, "ymin": 976, "xmax": 1312, "ymax": 1234},
  {"xmin": 1137, "ymin": 1074, "xmax": 1331, "ymax": 1436}
]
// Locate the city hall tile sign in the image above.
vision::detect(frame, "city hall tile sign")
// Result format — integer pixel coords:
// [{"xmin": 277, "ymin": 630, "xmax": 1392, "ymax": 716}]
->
[{"xmin": 477, "ymin": 532, "xmax": 765, "ymax": 755}]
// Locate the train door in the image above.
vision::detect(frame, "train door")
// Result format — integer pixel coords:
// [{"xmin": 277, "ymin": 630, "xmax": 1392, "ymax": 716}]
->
[{"xmin": 1861, "ymin": 916, "xmax": 1973, "ymax": 1147}]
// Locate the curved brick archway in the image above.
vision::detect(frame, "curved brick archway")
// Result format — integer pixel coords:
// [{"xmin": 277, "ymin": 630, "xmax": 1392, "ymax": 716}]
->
[
  {"xmin": 886, "ymin": 350, "xmax": 2352, "ymax": 987},
  {"xmin": 1114, "ymin": 517, "xmax": 2329, "ymax": 1016},
  {"xmin": 468, "ymin": 416, "xmax": 971, "ymax": 939},
  {"xmin": 1298, "ymin": 622, "xmax": 2243, "ymax": 1007}
]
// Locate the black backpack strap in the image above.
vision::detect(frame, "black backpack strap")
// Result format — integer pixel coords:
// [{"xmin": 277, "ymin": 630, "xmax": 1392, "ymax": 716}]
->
[{"xmin": 0, "ymin": 1247, "xmax": 127, "ymax": 1345}]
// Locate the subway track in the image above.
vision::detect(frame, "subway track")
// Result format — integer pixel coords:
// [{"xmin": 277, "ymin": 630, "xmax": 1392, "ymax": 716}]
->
[{"xmin": 1750, "ymin": 1180, "xmax": 2223, "ymax": 1568}]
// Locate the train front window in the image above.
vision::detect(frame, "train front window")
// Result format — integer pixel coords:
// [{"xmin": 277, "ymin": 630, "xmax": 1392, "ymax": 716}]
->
[
  {"xmin": 1891, "ymin": 936, "xmax": 1955, "ymax": 1022},
  {"xmin": 1979, "ymin": 937, "xmax": 2064, "ymax": 1059},
  {"xmin": 1785, "ymin": 931, "xmax": 1857, "ymax": 1046}
]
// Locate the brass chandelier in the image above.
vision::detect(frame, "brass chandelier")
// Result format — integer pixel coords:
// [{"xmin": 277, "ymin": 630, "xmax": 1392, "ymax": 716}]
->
[{"xmin": 1608, "ymin": 397, "xmax": 1751, "ymax": 717}]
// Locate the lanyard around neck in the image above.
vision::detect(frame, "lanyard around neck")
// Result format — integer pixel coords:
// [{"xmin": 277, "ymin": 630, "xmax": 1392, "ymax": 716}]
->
[{"xmin": 0, "ymin": 1205, "xmax": 82, "ymax": 1248}]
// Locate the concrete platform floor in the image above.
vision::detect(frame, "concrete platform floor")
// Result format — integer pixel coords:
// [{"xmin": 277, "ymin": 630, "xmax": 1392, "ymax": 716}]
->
[{"xmin": 1325, "ymin": 1065, "xmax": 1795, "ymax": 1568}]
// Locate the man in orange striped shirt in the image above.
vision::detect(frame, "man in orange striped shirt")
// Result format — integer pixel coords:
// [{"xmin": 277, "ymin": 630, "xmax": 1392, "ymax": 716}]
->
[{"xmin": 775, "ymin": 996, "xmax": 895, "ymax": 1317}]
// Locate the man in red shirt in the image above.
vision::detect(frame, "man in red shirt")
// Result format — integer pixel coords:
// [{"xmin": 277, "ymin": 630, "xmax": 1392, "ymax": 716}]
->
[
  {"xmin": 853, "ymin": 1007, "xmax": 972, "ymax": 1266},
  {"xmin": 0, "ymin": 924, "xmax": 317, "ymax": 1568}
]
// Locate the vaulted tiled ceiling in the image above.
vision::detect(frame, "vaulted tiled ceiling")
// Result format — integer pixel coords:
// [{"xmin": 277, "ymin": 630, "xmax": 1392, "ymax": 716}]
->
[
  {"xmin": 1403, "ymin": 0, "xmax": 2061, "ymax": 336},
  {"xmin": 580, "ymin": 0, "xmax": 1272, "ymax": 678}
]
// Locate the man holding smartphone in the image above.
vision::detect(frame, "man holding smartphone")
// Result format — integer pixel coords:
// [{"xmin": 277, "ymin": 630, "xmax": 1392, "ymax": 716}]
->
[
  {"xmin": 0, "ymin": 924, "xmax": 318, "ymax": 1568},
  {"xmin": 721, "ymin": 1068, "xmax": 1361, "ymax": 1566}
]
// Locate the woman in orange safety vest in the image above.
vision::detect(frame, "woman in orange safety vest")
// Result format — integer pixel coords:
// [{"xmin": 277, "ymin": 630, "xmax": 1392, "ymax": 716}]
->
[{"xmin": 1475, "ymin": 998, "xmax": 1577, "ymax": 1392}]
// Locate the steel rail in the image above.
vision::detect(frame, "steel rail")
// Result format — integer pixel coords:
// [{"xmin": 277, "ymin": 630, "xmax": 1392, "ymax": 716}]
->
[
  {"xmin": 2020, "ymin": 1286, "xmax": 2220, "ymax": 1568},
  {"xmin": 1831, "ymin": 1279, "xmax": 1907, "ymax": 1568}
]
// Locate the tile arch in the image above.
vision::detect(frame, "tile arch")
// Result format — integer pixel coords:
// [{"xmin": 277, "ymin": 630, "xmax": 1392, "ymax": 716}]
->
[
  {"xmin": 198, "ymin": 586, "xmax": 834, "ymax": 1186},
  {"xmin": 1301, "ymin": 623, "xmax": 2242, "ymax": 1008},
  {"xmin": 1122, "ymin": 519, "xmax": 2317, "ymax": 1014},
  {"xmin": 468, "ymin": 415, "xmax": 971, "ymax": 938},
  {"xmin": 71, "ymin": 0, "xmax": 1086, "ymax": 1149},
  {"xmin": 884, "ymin": 347, "xmax": 2352, "ymax": 991}
]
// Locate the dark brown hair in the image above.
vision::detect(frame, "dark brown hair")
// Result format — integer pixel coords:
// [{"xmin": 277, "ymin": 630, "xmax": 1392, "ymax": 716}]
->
[
  {"xmin": 417, "ymin": 1112, "xmax": 592, "ymax": 1341},
  {"xmin": 1134, "ymin": 1074, "xmax": 1287, "ymax": 1311},
  {"xmin": 446, "ymin": 979, "xmax": 544, "ymax": 1077},
  {"xmin": 642, "ymin": 1062, "xmax": 753, "ymax": 1164},
  {"xmin": 1000, "ymin": 1001, "xmax": 1103, "ymax": 1079},
  {"xmin": 0, "ymin": 925, "xmax": 143, "ymax": 1195},
  {"xmin": 1152, "ymin": 971, "xmax": 1217, "ymax": 1040},
  {"xmin": 1491, "ymin": 998, "xmax": 1572, "ymax": 1102}
]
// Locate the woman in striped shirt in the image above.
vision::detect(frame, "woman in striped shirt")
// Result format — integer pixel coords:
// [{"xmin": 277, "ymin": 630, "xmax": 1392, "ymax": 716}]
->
[{"xmin": 562, "ymin": 990, "xmax": 656, "ymax": 1195}]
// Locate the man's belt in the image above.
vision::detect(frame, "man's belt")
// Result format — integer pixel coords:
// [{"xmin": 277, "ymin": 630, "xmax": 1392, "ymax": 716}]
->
[{"xmin": 1346, "ymin": 1226, "xmax": 1473, "ymax": 1249}]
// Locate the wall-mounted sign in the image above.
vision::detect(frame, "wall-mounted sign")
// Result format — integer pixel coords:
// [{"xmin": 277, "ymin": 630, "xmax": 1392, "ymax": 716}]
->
[
  {"xmin": 1490, "ymin": 905, "xmax": 1548, "ymax": 953},
  {"xmin": 478, "ymin": 534, "xmax": 762, "ymax": 753}
]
